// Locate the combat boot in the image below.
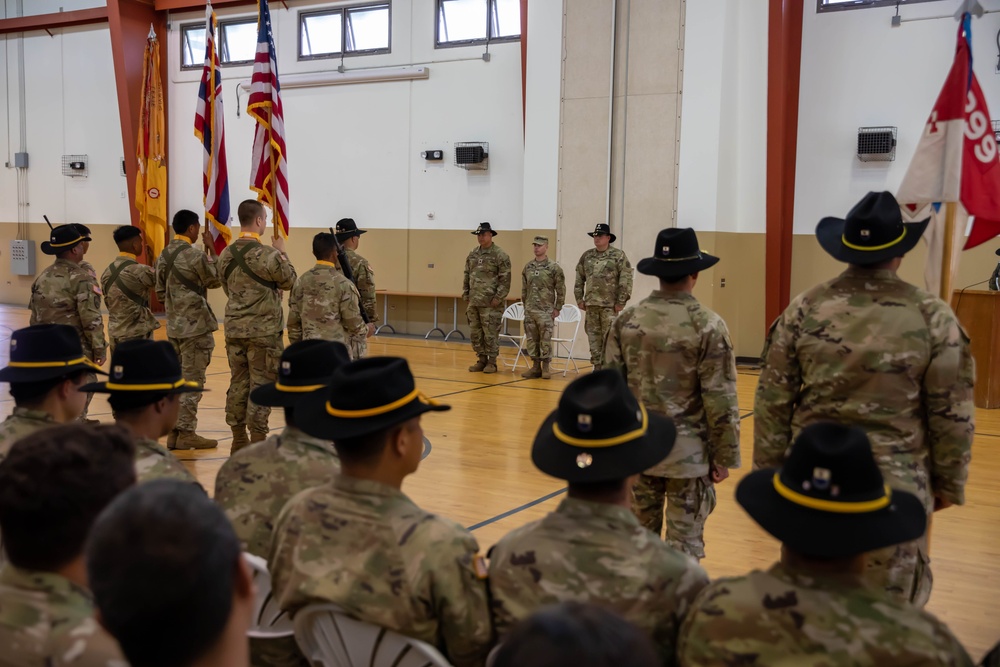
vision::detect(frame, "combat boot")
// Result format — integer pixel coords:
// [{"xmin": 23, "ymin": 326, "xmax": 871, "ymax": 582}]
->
[
  {"xmin": 468, "ymin": 355, "xmax": 488, "ymax": 372},
  {"xmin": 231, "ymin": 425, "xmax": 250, "ymax": 454},
  {"xmin": 249, "ymin": 429, "xmax": 269, "ymax": 444},
  {"xmin": 166, "ymin": 429, "xmax": 179, "ymax": 449},
  {"xmin": 541, "ymin": 360, "xmax": 552, "ymax": 380},
  {"xmin": 483, "ymin": 358, "xmax": 498, "ymax": 374},
  {"xmin": 521, "ymin": 360, "xmax": 542, "ymax": 379},
  {"xmin": 174, "ymin": 431, "xmax": 218, "ymax": 450},
  {"xmin": 592, "ymin": 364, "xmax": 603, "ymax": 372}
]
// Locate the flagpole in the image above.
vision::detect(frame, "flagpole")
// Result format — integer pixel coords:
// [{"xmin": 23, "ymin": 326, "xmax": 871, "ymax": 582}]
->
[{"xmin": 940, "ymin": 202, "xmax": 957, "ymax": 303}]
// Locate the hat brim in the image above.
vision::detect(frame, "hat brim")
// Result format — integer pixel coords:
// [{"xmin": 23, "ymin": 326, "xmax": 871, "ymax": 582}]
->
[
  {"xmin": 250, "ymin": 382, "xmax": 327, "ymax": 407},
  {"xmin": 815, "ymin": 217, "xmax": 929, "ymax": 264},
  {"xmin": 297, "ymin": 391, "xmax": 451, "ymax": 440},
  {"xmin": 472, "ymin": 230, "xmax": 498, "ymax": 236},
  {"xmin": 736, "ymin": 469, "xmax": 927, "ymax": 558},
  {"xmin": 587, "ymin": 232, "xmax": 617, "ymax": 243},
  {"xmin": 79, "ymin": 380, "xmax": 204, "ymax": 395},
  {"xmin": 335, "ymin": 229, "xmax": 367, "ymax": 242},
  {"xmin": 0, "ymin": 360, "xmax": 105, "ymax": 383},
  {"xmin": 40, "ymin": 236, "xmax": 89, "ymax": 255},
  {"xmin": 637, "ymin": 253, "xmax": 720, "ymax": 278},
  {"xmin": 531, "ymin": 410, "xmax": 676, "ymax": 483}
]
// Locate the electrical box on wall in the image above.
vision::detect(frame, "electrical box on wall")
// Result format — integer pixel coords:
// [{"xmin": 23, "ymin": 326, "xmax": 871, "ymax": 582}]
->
[
  {"xmin": 10, "ymin": 240, "xmax": 36, "ymax": 276},
  {"xmin": 421, "ymin": 150, "xmax": 444, "ymax": 161}
]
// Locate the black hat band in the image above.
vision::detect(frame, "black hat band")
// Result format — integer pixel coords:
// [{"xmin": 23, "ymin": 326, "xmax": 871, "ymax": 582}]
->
[
  {"xmin": 325, "ymin": 388, "xmax": 441, "ymax": 418},
  {"xmin": 8, "ymin": 356, "xmax": 100, "ymax": 370},
  {"xmin": 553, "ymin": 404, "xmax": 648, "ymax": 448},
  {"xmin": 105, "ymin": 378, "xmax": 197, "ymax": 392},
  {"xmin": 841, "ymin": 228, "xmax": 906, "ymax": 252},
  {"xmin": 772, "ymin": 473, "xmax": 891, "ymax": 513},
  {"xmin": 275, "ymin": 382, "xmax": 327, "ymax": 393}
]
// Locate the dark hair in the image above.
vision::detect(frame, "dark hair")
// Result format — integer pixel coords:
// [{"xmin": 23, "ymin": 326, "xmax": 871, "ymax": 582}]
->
[
  {"xmin": 660, "ymin": 273, "xmax": 693, "ymax": 285},
  {"xmin": 493, "ymin": 602, "xmax": 659, "ymax": 667},
  {"xmin": 312, "ymin": 232, "xmax": 337, "ymax": 261},
  {"xmin": 333, "ymin": 425, "xmax": 401, "ymax": 465},
  {"xmin": 172, "ymin": 210, "xmax": 200, "ymax": 235},
  {"xmin": 284, "ymin": 405, "xmax": 296, "ymax": 427},
  {"xmin": 0, "ymin": 424, "xmax": 136, "ymax": 571},
  {"xmin": 567, "ymin": 479, "xmax": 629, "ymax": 498},
  {"xmin": 109, "ymin": 392, "xmax": 171, "ymax": 416},
  {"xmin": 87, "ymin": 479, "xmax": 239, "ymax": 667},
  {"xmin": 9, "ymin": 371, "xmax": 87, "ymax": 405},
  {"xmin": 238, "ymin": 200, "xmax": 265, "ymax": 226},
  {"xmin": 113, "ymin": 225, "xmax": 142, "ymax": 245}
]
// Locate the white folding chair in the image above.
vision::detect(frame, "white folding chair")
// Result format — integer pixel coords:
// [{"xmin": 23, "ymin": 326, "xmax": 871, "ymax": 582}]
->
[
  {"xmin": 294, "ymin": 603, "xmax": 452, "ymax": 667},
  {"xmin": 498, "ymin": 302, "xmax": 527, "ymax": 371},
  {"xmin": 550, "ymin": 304, "xmax": 582, "ymax": 376},
  {"xmin": 244, "ymin": 553, "xmax": 295, "ymax": 639}
]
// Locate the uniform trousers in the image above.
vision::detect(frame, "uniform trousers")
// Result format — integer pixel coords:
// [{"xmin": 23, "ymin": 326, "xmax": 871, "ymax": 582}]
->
[
  {"xmin": 170, "ymin": 332, "xmax": 215, "ymax": 432},
  {"xmin": 632, "ymin": 474, "xmax": 717, "ymax": 561},
  {"xmin": 225, "ymin": 334, "xmax": 283, "ymax": 434}
]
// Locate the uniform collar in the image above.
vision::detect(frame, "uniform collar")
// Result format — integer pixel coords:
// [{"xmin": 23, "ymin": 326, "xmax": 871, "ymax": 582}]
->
[
  {"xmin": 10, "ymin": 407, "xmax": 58, "ymax": 424},
  {"xmin": 0, "ymin": 566, "xmax": 94, "ymax": 607},
  {"xmin": 135, "ymin": 436, "xmax": 172, "ymax": 458},
  {"xmin": 279, "ymin": 425, "xmax": 336, "ymax": 455},
  {"xmin": 119, "ymin": 252, "xmax": 137, "ymax": 260},
  {"xmin": 649, "ymin": 290, "xmax": 696, "ymax": 302},
  {"xmin": 769, "ymin": 562, "xmax": 869, "ymax": 593},
  {"xmin": 176, "ymin": 236, "xmax": 193, "ymax": 245},
  {"xmin": 315, "ymin": 260, "xmax": 338, "ymax": 269},
  {"xmin": 239, "ymin": 232, "xmax": 261, "ymax": 242},
  {"xmin": 330, "ymin": 473, "xmax": 411, "ymax": 503},
  {"xmin": 554, "ymin": 496, "xmax": 641, "ymax": 526},
  {"xmin": 843, "ymin": 267, "xmax": 899, "ymax": 281}
]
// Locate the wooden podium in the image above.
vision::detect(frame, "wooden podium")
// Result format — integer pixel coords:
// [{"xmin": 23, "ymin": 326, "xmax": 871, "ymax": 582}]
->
[{"xmin": 951, "ymin": 289, "xmax": 1000, "ymax": 409}]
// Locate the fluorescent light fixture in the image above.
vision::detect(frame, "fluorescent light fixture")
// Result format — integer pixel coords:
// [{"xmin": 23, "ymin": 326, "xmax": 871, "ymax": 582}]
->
[{"xmin": 238, "ymin": 65, "xmax": 429, "ymax": 91}]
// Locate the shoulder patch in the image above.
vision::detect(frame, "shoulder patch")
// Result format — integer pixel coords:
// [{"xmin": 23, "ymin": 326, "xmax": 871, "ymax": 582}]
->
[{"xmin": 92, "ymin": 284, "xmax": 103, "ymax": 296}]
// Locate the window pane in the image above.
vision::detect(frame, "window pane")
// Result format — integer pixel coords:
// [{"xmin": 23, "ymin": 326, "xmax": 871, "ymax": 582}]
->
[
  {"xmin": 346, "ymin": 5, "xmax": 390, "ymax": 52},
  {"xmin": 301, "ymin": 11, "xmax": 343, "ymax": 57},
  {"xmin": 491, "ymin": 0, "xmax": 520, "ymax": 39},
  {"xmin": 439, "ymin": 0, "xmax": 487, "ymax": 44},
  {"xmin": 221, "ymin": 20, "xmax": 258, "ymax": 64},
  {"xmin": 182, "ymin": 26, "xmax": 207, "ymax": 68}
]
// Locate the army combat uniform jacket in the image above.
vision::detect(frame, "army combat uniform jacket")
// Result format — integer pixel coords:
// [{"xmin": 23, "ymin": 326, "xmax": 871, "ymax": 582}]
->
[
  {"xmin": 287, "ymin": 262, "xmax": 367, "ymax": 346},
  {"xmin": 463, "ymin": 244, "xmax": 511, "ymax": 307},
  {"xmin": 135, "ymin": 437, "xmax": 201, "ymax": 488},
  {"xmin": 29, "ymin": 259, "xmax": 106, "ymax": 360},
  {"xmin": 521, "ymin": 258, "xmax": 565, "ymax": 312},
  {"xmin": 218, "ymin": 236, "xmax": 297, "ymax": 338},
  {"xmin": 155, "ymin": 237, "xmax": 223, "ymax": 339},
  {"xmin": 337, "ymin": 248, "xmax": 378, "ymax": 323},
  {"xmin": 574, "ymin": 247, "xmax": 632, "ymax": 308},
  {"xmin": 0, "ymin": 408, "xmax": 59, "ymax": 462},
  {"xmin": 101, "ymin": 253, "xmax": 158, "ymax": 343}
]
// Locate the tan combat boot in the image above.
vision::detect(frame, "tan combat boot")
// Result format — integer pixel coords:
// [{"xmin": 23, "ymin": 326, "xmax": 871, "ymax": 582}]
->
[
  {"xmin": 166, "ymin": 429, "xmax": 179, "ymax": 449},
  {"xmin": 521, "ymin": 360, "xmax": 542, "ymax": 379},
  {"xmin": 468, "ymin": 355, "xmax": 488, "ymax": 372},
  {"xmin": 231, "ymin": 425, "xmax": 250, "ymax": 454},
  {"xmin": 174, "ymin": 431, "xmax": 218, "ymax": 450},
  {"xmin": 249, "ymin": 429, "xmax": 269, "ymax": 444},
  {"xmin": 483, "ymin": 358, "xmax": 498, "ymax": 374},
  {"xmin": 541, "ymin": 360, "xmax": 552, "ymax": 380}
]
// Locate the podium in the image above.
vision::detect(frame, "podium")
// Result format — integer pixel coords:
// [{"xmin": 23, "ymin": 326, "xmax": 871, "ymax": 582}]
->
[{"xmin": 951, "ymin": 289, "xmax": 1000, "ymax": 409}]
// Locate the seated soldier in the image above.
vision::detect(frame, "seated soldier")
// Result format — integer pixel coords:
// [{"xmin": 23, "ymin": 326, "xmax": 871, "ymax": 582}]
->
[
  {"xmin": 81, "ymin": 339, "xmax": 204, "ymax": 487},
  {"xmin": 489, "ymin": 370, "xmax": 709, "ymax": 662},
  {"xmin": 269, "ymin": 357, "xmax": 493, "ymax": 667},
  {"xmin": 677, "ymin": 423, "xmax": 974, "ymax": 666},
  {"xmin": 87, "ymin": 479, "xmax": 254, "ymax": 667},
  {"xmin": 0, "ymin": 324, "xmax": 101, "ymax": 459},
  {"xmin": 0, "ymin": 423, "xmax": 136, "ymax": 664}
]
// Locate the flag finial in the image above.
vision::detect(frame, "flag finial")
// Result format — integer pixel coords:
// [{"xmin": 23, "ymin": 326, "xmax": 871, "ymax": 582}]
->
[
  {"xmin": 148, "ymin": 23, "xmax": 156, "ymax": 40},
  {"xmin": 954, "ymin": 0, "xmax": 984, "ymax": 20}
]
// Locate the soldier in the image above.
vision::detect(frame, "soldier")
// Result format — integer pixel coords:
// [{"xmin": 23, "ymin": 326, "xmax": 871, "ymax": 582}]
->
[
  {"xmin": 0, "ymin": 423, "xmax": 135, "ymax": 666},
  {"xmin": 677, "ymin": 423, "xmax": 974, "ymax": 667},
  {"xmin": 287, "ymin": 232, "xmax": 368, "ymax": 355},
  {"xmin": 334, "ymin": 218, "xmax": 378, "ymax": 358},
  {"xmin": 29, "ymin": 223, "xmax": 107, "ymax": 423},
  {"xmin": 463, "ymin": 222, "xmax": 511, "ymax": 374},
  {"xmin": 155, "ymin": 209, "xmax": 223, "ymax": 450},
  {"xmin": 489, "ymin": 370, "xmax": 709, "ymax": 662},
  {"xmin": 753, "ymin": 191, "xmax": 974, "ymax": 607},
  {"xmin": 73, "ymin": 223, "xmax": 98, "ymax": 282},
  {"xmin": 218, "ymin": 200, "xmax": 297, "ymax": 453},
  {"xmin": 604, "ymin": 228, "xmax": 740, "ymax": 561},
  {"xmin": 575, "ymin": 223, "xmax": 633, "ymax": 370},
  {"xmin": 82, "ymin": 339, "xmax": 204, "ymax": 488},
  {"xmin": 269, "ymin": 357, "xmax": 493, "ymax": 667},
  {"xmin": 520, "ymin": 236, "xmax": 565, "ymax": 380},
  {"xmin": 101, "ymin": 225, "xmax": 159, "ymax": 355}
]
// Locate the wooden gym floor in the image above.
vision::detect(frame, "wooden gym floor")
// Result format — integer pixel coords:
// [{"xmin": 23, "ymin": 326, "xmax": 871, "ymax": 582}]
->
[{"xmin": 0, "ymin": 304, "xmax": 995, "ymax": 659}]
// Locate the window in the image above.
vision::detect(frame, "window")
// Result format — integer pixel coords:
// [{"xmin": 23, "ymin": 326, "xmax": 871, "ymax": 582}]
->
[
  {"xmin": 181, "ymin": 24, "xmax": 206, "ymax": 69},
  {"xmin": 300, "ymin": 4, "xmax": 391, "ymax": 60},
  {"xmin": 817, "ymin": 0, "xmax": 942, "ymax": 12},
  {"xmin": 437, "ymin": 0, "xmax": 520, "ymax": 47},
  {"xmin": 180, "ymin": 17, "xmax": 259, "ymax": 69}
]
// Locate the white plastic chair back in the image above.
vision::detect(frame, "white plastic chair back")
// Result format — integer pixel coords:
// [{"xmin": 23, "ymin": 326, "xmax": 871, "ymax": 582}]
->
[
  {"xmin": 499, "ymin": 302, "xmax": 527, "ymax": 370},
  {"xmin": 244, "ymin": 553, "xmax": 295, "ymax": 639},
  {"xmin": 294, "ymin": 603, "xmax": 453, "ymax": 667},
  {"xmin": 551, "ymin": 304, "xmax": 583, "ymax": 376}
]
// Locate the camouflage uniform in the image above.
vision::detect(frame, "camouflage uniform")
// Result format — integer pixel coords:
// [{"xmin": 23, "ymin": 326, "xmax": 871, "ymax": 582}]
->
[
  {"xmin": 463, "ymin": 244, "xmax": 512, "ymax": 361},
  {"xmin": 521, "ymin": 258, "xmax": 566, "ymax": 362},
  {"xmin": 754, "ymin": 267, "xmax": 975, "ymax": 606},
  {"xmin": 134, "ymin": 436, "xmax": 201, "ymax": 488},
  {"xmin": 676, "ymin": 563, "xmax": 974, "ymax": 666},
  {"xmin": 604, "ymin": 291, "xmax": 740, "ymax": 560},
  {"xmin": 269, "ymin": 474, "xmax": 493, "ymax": 667},
  {"xmin": 0, "ymin": 408, "xmax": 59, "ymax": 462},
  {"xmin": 288, "ymin": 262, "xmax": 367, "ymax": 358},
  {"xmin": 101, "ymin": 253, "xmax": 158, "ymax": 355},
  {"xmin": 489, "ymin": 497, "xmax": 709, "ymax": 663},
  {"xmin": 218, "ymin": 236, "xmax": 297, "ymax": 435},
  {"xmin": 336, "ymin": 248, "xmax": 377, "ymax": 360},
  {"xmin": 574, "ymin": 247, "xmax": 633, "ymax": 367},
  {"xmin": 0, "ymin": 566, "xmax": 126, "ymax": 666},
  {"xmin": 155, "ymin": 237, "xmax": 223, "ymax": 434}
]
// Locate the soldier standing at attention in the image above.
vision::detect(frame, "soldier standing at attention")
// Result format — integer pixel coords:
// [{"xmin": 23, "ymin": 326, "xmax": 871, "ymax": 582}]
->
[
  {"xmin": 575, "ymin": 223, "xmax": 632, "ymax": 370},
  {"xmin": 155, "ymin": 210, "xmax": 223, "ymax": 450},
  {"xmin": 604, "ymin": 228, "xmax": 740, "ymax": 561},
  {"xmin": 520, "ymin": 236, "xmax": 565, "ymax": 380},
  {"xmin": 288, "ymin": 231, "xmax": 368, "ymax": 354},
  {"xmin": 218, "ymin": 200, "xmax": 297, "ymax": 453},
  {"xmin": 334, "ymin": 218, "xmax": 378, "ymax": 358},
  {"xmin": 463, "ymin": 222, "xmax": 511, "ymax": 374},
  {"xmin": 73, "ymin": 223, "xmax": 98, "ymax": 281},
  {"xmin": 101, "ymin": 226, "xmax": 159, "ymax": 355},
  {"xmin": 753, "ymin": 191, "xmax": 974, "ymax": 607},
  {"xmin": 29, "ymin": 224, "xmax": 107, "ymax": 423}
]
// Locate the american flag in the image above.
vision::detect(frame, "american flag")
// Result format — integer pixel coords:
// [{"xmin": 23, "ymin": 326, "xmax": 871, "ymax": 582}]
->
[
  {"xmin": 247, "ymin": 0, "xmax": 289, "ymax": 238},
  {"xmin": 194, "ymin": 2, "xmax": 232, "ymax": 255}
]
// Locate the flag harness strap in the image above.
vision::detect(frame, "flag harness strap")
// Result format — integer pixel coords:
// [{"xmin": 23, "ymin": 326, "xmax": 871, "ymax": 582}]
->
[
  {"xmin": 224, "ymin": 242, "xmax": 279, "ymax": 290},
  {"xmin": 106, "ymin": 259, "xmax": 148, "ymax": 308},
  {"xmin": 161, "ymin": 244, "xmax": 207, "ymax": 297}
]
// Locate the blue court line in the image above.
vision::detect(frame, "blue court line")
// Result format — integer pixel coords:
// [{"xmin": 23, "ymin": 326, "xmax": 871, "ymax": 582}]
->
[{"xmin": 466, "ymin": 488, "xmax": 567, "ymax": 532}]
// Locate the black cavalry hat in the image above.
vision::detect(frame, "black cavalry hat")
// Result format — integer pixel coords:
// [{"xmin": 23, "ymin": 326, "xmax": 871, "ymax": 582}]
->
[
  {"xmin": 532, "ymin": 370, "xmax": 675, "ymax": 483},
  {"xmin": 334, "ymin": 218, "xmax": 367, "ymax": 242},
  {"xmin": 298, "ymin": 357, "xmax": 450, "ymax": 440},
  {"xmin": 81, "ymin": 340, "xmax": 203, "ymax": 396},
  {"xmin": 637, "ymin": 228, "xmax": 719, "ymax": 279},
  {"xmin": 0, "ymin": 324, "xmax": 104, "ymax": 383},
  {"xmin": 816, "ymin": 191, "xmax": 929, "ymax": 264},
  {"xmin": 41, "ymin": 223, "xmax": 90, "ymax": 255},
  {"xmin": 472, "ymin": 222, "xmax": 498, "ymax": 236},
  {"xmin": 736, "ymin": 422, "xmax": 926, "ymax": 559},
  {"xmin": 251, "ymin": 340, "xmax": 351, "ymax": 408},
  {"xmin": 587, "ymin": 223, "xmax": 616, "ymax": 244}
]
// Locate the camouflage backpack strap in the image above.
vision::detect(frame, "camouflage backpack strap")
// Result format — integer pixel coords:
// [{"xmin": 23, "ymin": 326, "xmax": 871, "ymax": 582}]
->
[
  {"xmin": 107, "ymin": 259, "xmax": 147, "ymax": 307},
  {"xmin": 223, "ymin": 242, "xmax": 278, "ymax": 290},
  {"xmin": 162, "ymin": 244, "xmax": 206, "ymax": 297}
]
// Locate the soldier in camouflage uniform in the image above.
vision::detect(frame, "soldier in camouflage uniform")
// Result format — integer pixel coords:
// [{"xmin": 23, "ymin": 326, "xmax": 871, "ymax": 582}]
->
[
  {"xmin": 334, "ymin": 218, "xmax": 378, "ymax": 359},
  {"xmin": 30, "ymin": 224, "xmax": 107, "ymax": 422},
  {"xmin": 575, "ymin": 223, "xmax": 633, "ymax": 370},
  {"xmin": 520, "ymin": 236, "xmax": 565, "ymax": 380},
  {"xmin": 74, "ymin": 223, "xmax": 98, "ymax": 283},
  {"xmin": 288, "ymin": 232, "xmax": 368, "ymax": 356},
  {"xmin": 101, "ymin": 225, "xmax": 159, "ymax": 355},
  {"xmin": 270, "ymin": 357, "xmax": 493, "ymax": 667},
  {"xmin": 754, "ymin": 192, "xmax": 975, "ymax": 607},
  {"xmin": 219, "ymin": 201, "xmax": 297, "ymax": 452},
  {"xmin": 605, "ymin": 229, "xmax": 740, "ymax": 561},
  {"xmin": 489, "ymin": 370, "xmax": 708, "ymax": 663},
  {"xmin": 155, "ymin": 210, "xmax": 224, "ymax": 450},
  {"xmin": 0, "ymin": 423, "xmax": 135, "ymax": 666},
  {"xmin": 678, "ymin": 423, "xmax": 973, "ymax": 667},
  {"xmin": 82, "ymin": 339, "xmax": 204, "ymax": 489},
  {"xmin": 463, "ymin": 222, "xmax": 511, "ymax": 374},
  {"xmin": 216, "ymin": 340, "xmax": 350, "ymax": 667}
]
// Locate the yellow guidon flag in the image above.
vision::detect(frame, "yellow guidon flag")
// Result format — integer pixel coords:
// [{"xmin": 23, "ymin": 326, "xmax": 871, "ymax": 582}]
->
[{"xmin": 135, "ymin": 25, "xmax": 167, "ymax": 259}]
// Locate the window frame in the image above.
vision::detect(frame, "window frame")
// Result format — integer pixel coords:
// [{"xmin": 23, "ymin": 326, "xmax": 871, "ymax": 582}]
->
[
  {"xmin": 218, "ymin": 17, "xmax": 260, "ymax": 66},
  {"xmin": 298, "ymin": 2, "xmax": 392, "ymax": 62},
  {"xmin": 816, "ymin": 0, "xmax": 943, "ymax": 13},
  {"xmin": 435, "ymin": 0, "xmax": 521, "ymax": 50},
  {"xmin": 180, "ymin": 22, "xmax": 207, "ymax": 71}
]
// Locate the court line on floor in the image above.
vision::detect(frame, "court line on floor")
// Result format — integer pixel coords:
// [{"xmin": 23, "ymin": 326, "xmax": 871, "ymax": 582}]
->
[
  {"xmin": 467, "ymin": 488, "xmax": 567, "ymax": 532},
  {"xmin": 432, "ymin": 378, "xmax": 529, "ymax": 399}
]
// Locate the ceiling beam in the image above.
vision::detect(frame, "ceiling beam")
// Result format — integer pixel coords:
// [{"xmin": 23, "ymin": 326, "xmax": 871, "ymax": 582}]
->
[
  {"xmin": 154, "ymin": 0, "xmax": 256, "ymax": 10},
  {"xmin": 0, "ymin": 7, "xmax": 110, "ymax": 36}
]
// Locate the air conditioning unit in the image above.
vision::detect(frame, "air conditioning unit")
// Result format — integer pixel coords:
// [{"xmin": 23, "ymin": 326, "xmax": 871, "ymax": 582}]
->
[
  {"xmin": 455, "ymin": 142, "xmax": 489, "ymax": 171},
  {"xmin": 857, "ymin": 127, "xmax": 896, "ymax": 163}
]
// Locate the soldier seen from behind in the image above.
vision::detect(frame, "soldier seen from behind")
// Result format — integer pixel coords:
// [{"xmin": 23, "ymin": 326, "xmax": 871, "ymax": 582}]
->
[
  {"xmin": 575, "ymin": 223, "xmax": 633, "ymax": 370},
  {"xmin": 463, "ymin": 222, "xmax": 512, "ymax": 374},
  {"xmin": 520, "ymin": 235, "xmax": 566, "ymax": 380},
  {"xmin": 334, "ymin": 218, "xmax": 378, "ymax": 358},
  {"xmin": 101, "ymin": 225, "xmax": 159, "ymax": 356}
]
